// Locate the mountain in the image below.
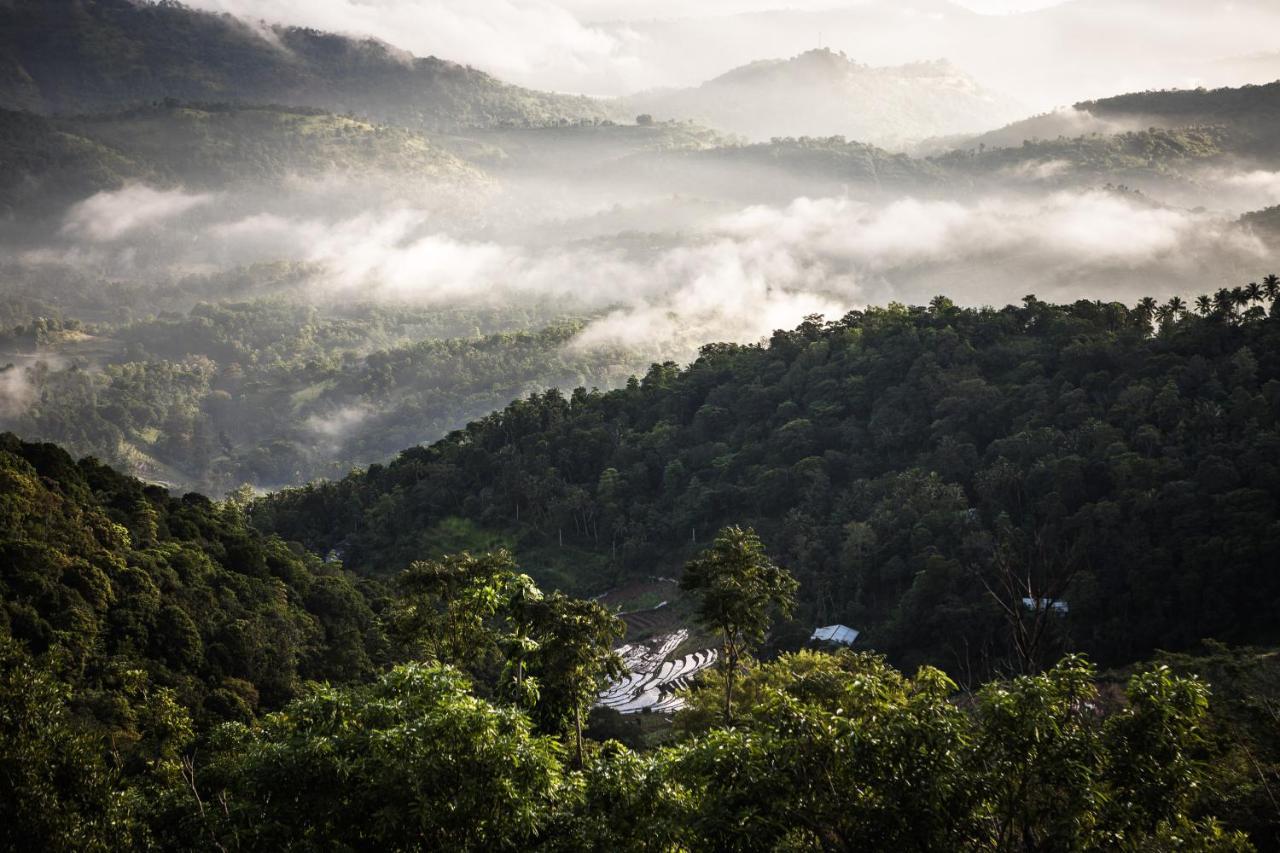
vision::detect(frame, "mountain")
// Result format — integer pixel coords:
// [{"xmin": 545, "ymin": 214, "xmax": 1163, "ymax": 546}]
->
[
  {"xmin": 0, "ymin": 102, "xmax": 482, "ymax": 218},
  {"xmin": 255, "ymin": 291, "xmax": 1280, "ymax": 674},
  {"xmin": 0, "ymin": 0, "xmax": 618, "ymax": 130},
  {"xmin": 952, "ymin": 80, "xmax": 1280, "ymax": 153},
  {"xmin": 596, "ymin": 0, "xmax": 1280, "ymax": 114},
  {"xmin": 621, "ymin": 49, "xmax": 1023, "ymax": 146},
  {"xmin": 1077, "ymin": 81, "xmax": 1280, "ymax": 154}
]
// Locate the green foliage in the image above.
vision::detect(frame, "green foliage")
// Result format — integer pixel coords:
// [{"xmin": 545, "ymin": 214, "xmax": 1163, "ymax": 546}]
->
[
  {"xmin": 391, "ymin": 549, "xmax": 529, "ymax": 669},
  {"xmin": 0, "ymin": 637, "xmax": 134, "ymax": 852},
  {"xmin": 681, "ymin": 525, "xmax": 797, "ymax": 723},
  {"xmin": 944, "ymin": 121, "xmax": 1229, "ymax": 170},
  {"xmin": 1079, "ymin": 82, "xmax": 1280, "ymax": 157},
  {"xmin": 193, "ymin": 663, "xmax": 566, "ymax": 851},
  {"xmin": 0, "ymin": 433, "xmax": 385, "ymax": 737},
  {"xmin": 667, "ymin": 651, "xmax": 1252, "ymax": 852},
  {"xmin": 519, "ymin": 592, "xmax": 625, "ymax": 764},
  {"xmin": 259, "ymin": 289, "xmax": 1280, "ymax": 677}
]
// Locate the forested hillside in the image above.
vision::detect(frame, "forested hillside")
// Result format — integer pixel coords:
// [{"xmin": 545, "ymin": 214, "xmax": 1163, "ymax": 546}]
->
[
  {"xmin": 1, "ymin": 301, "xmax": 644, "ymax": 493},
  {"xmin": 2, "ymin": 433, "xmax": 1276, "ymax": 850},
  {"xmin": 1080, "ymin": 81, "xmax": 1280, "ymax": 144},
  {"xmin": 0, "ymin": 0, "xmax": 616, "ymax": 129},
  {"xmin": 258, "ymin": 284, "xmax": 1280, "ymax": 675},
  {"xmin": 0, "ymin": 103, "xmax": 480, "ymax": 217},
  {"xmin": 0, "ymin": 433, "xmax": 385, "ymax": 730}
]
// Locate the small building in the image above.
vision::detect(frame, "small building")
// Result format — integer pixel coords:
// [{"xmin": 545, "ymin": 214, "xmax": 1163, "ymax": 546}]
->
[
  {"xmin": 810, "ymin": 624, "xmax": 860, "ymax": 646},
  {"xmin": 1021, "ymin": 597, "xmax": 1069, "ymax": 615}
]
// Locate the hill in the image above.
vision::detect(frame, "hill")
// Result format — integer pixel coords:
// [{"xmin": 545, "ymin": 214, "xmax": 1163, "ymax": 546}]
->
[
  {"xmin": 0, "ymin": 0, "xmax": 617, "ymax": 130},
  {"xmin": 599, "ymin": 0, "xmax": 1280, "ymax": 114},
  {"xmin": 0, "ymin": 102, "xmax": 482, "ymax": 217},
  {"xmin": 621, "ymin": 49, "xmax": 1022, "ymax": 147},
  {"xmin": 0, "ymin": 303, "xmax": 646, "ymax": 494},
  {"xmin": 615, "ymin": 135, "xmax": 948, "ymax": 203},
  {"xmin": 256, "ymin": 289, "xmax": 1280, "ymax": 676},
  {"xmin": 0, "ymin": 432, "xmax": 386, "ymax": 729}
]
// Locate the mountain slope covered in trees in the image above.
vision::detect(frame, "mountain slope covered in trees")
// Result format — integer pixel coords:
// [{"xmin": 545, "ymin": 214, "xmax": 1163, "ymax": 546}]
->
[
  {"xmin": 0, "ymin": 306, "xmax": 643, "ymax": 494},
  {"xmin": 0, "ymin": 433, "xmax": 386, "ymax": 731},
  {"xmin": 0, "ymin": 0, "xmax": 617, "ymax": 129},
  {"xmin": 1, "ymin": 432, "xmax": 1274, "ymax": 850},
  {"xmin": 257, "ymin": 287, "xmax": 1280, "ymax": 676},
  {"xmin": 0, "ymin": 102, "xmax": 482, "ymax": 217}
]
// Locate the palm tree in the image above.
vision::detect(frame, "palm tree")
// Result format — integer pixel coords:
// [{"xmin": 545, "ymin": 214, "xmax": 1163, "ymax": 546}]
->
[
  {"xmin": 1214, "ymin": 288, "xmax": 1236, "ymax": 316},
  {"xmin": 1166, "ymin": 296, "xmax": 1186, "ymax": 316},
  {"xmin": 1246, "ymin": 281, "xmax": 1263, "ymax": 303},
  {"xmin": 1135, "ymin": 296, "xmax": 1158, "ymax": 331},
  {"xmin": 1231, "ymin": 286, "xmax": 1250, "ymax": 309},
  {"xmin": 1264, "ymin": 274, "xmax": 1280, "ymax": 302},
  {"xmin": 1155, "ymin": 304, "xmax": 1174, "ymax": 328},
  {"xmin": 1196, "ymin": 295, "xmax": 1213, "ymax": 316}
]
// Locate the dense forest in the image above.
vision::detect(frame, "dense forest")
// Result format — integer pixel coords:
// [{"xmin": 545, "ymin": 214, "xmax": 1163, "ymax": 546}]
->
[
  {"xmin": 4, "ymin": 1, "xmax": 1280, "ymax": 848},
  {"xmin": 258, "ymin": 285, "xmax": 1280, "ymax": 676},
  {"xmin": 3, "ymin": 433, "xmax": 1279, "ymax": 850}
]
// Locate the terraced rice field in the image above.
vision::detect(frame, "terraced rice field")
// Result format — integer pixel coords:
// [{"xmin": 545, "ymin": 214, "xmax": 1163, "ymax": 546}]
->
[{"xmin": 597, "ymin": 628, "xmax": 718, "ymax": 714}]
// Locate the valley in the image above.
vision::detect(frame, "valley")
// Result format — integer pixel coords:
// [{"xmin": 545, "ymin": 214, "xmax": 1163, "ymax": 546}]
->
[{"xmin": 2, "ymin": 1, "xmax": 1280, "ymax": 849}]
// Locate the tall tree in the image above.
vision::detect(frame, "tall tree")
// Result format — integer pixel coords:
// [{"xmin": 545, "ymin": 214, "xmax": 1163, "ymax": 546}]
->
[
  {"xmin": 680, "ymin": 526, "xmax": 798, "ymax": 725},
  {"xmin": 1263, "ymin": 274, "xmax": 1280, "ymax": 303},
  {"xmin": 391, "ymin": 550, "xmax": 526, "ymax": 669},
  {"xmin": 524, "ymin": 593, "xmax": 626, "ymax": 767}
]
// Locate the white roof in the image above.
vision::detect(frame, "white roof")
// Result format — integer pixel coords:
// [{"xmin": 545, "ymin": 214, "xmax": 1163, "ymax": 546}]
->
[
  {"xmin": 1021, "ymin": 597, "xmax": 1069, "ymax": 614},
  {"xmin": 810, "ymin": 624, "xmax": 859, "ymax": 645}
]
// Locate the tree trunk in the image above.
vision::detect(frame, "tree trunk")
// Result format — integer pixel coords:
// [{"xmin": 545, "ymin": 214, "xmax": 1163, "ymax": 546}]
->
[
  {"xmin": 724, "ymin": 641, "xmax": 736, "ymax": 726},
  {"xmin": 574, "ymin": 704, "xmax": 584, "ymax": 768}
]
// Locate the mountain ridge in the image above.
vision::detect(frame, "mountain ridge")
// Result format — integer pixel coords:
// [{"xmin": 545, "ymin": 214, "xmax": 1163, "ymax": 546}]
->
[
  {"xmin": 0, "ymin": 0, "xmax": 621, "ymax": 130},
  {"xmin": 621, "ymin": 48, "xmax": 1023, "ymax": 146}
]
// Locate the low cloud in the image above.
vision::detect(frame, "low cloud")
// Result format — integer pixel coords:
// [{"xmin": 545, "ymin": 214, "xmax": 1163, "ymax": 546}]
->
[
  {"xmin": 305, "ymin": 404, "xmax": 374, "ymax": 441},
  {"xmin": 187, "ymin": 0, "xmax": 626, "ymax": 89},
  {"xmin": 0, "ymin": 366, "xmax": 35, "ymax": 419},
  {"xmin": 34, "ymin": 185, "xmax": 1276, "ymax": 361},
  {"xmin": 62, "ymin": 186, "xmax": 214, "ymax": 242},
  {"xmin": 1219, "ymin": 170, "xmax": 1280, "ymax": 209}
]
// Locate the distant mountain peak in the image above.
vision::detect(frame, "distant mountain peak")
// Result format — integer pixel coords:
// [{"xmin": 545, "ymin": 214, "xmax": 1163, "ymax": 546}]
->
[{"xmin": 624, "ymin": 50, "xmax": 1021, "ymax": 146}]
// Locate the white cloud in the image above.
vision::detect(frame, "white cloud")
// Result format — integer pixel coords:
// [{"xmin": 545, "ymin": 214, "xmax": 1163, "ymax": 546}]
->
[
  {"xmin": 0, "ymin": 367, "xmax": 35, "ymax": 419},
  {"xmin": 305, "ymin": 404, "xmax": 373, "ymax": 440},
  {"xmin": 187, "ymin": 0, "xmax": 625, "ymax": 85},
  {"xmin": 270, "ymin": 190, "xmax": 1264, "ymax": 353},
  {"xmin": 1219, "ymin": 170, "xmax": 1280, "ymax": 208},
  {"xmin": 41, "ymin": 184, "xmax": 1274, "ymax": 362},
  {"xmin": 62, "ymin": 185, "xmax": 213, "ymax": 242}
]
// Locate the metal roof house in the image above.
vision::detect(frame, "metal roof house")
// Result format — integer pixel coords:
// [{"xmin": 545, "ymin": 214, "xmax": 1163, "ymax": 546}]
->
[
  {"xmin": 1021, "ymin": 597, "xmax": 1069, "ymax": 615},
  {"xmin": 810, "ymin": 624, "xmax": 860, "ymax": 646}
]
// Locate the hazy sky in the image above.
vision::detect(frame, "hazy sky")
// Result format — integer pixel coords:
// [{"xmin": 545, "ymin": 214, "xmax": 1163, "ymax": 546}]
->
[
  {"xmin": 181, "ymin": 0, "xmax": 1280, "ymax": 107},
  {"xmin": 558, "ymin": 0, "xmax": 1067, "ymax": 18}
]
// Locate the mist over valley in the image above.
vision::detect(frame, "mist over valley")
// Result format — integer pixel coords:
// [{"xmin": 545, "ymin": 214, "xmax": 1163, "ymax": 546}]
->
[{"xmin": 3, "ymin": 4, "xmax": 1280, "ymax": 850}]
